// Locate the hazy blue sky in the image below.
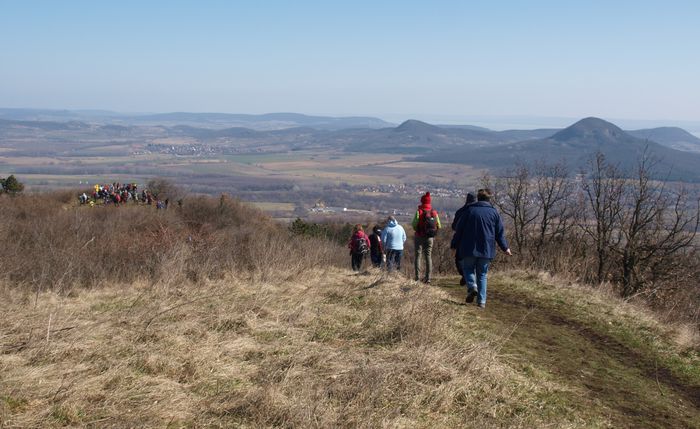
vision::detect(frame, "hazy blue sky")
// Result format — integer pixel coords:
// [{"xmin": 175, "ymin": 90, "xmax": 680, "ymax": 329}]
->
[{"xmin": 2, "ymin": 0, "xmax": 699, "ymax": 122}]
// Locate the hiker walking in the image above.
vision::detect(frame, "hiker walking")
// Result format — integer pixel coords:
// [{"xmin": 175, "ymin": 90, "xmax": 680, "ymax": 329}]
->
[
  {"xmin": 451, "ymin": 189, "xmax": 511, "ymax": 309},
  {"xmin": 381, "ymin": 216, "xmax": 407, "ymax": 272},
  {"xmin": 451, "ymin": 192, "xmax": 476, "ymax": 286},
  {"xmin": 368, "ymin": 225, "xmax": 384, "ymax": 268},
  {"xmin": 348, "ymin": 224, "xmax": 371, "ymax": 272},
  {"xmin": 412, "ymin": 192, "xmax": 441, "ymax": 284}
]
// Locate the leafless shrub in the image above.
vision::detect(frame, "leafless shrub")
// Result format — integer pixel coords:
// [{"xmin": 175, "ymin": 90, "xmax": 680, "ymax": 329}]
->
[
  {"xmin": 0, "ymin": 193, "xmax": 345, "ymax": 295},
  {"xmin": 470, "ymin": 154, "xmax": 700, "ymax": 325}
]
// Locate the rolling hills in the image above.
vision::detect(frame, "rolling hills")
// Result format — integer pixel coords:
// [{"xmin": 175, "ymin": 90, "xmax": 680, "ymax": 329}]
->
[
  {"xmin": 417, "ymin": 117, "xmax": 700, "ymax": 181},
  {"xmin": 3, "ymin": 111, "xmax": 700, "ymax": 182}
]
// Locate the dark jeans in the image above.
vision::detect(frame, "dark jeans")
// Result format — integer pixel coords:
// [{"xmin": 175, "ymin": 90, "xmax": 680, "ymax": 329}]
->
[
  {"xmin": 455, "ymin": 254, "xmax": 466, "ymax": 286},
  {"xmin": 386, "ymin": 249, "xmax": 403, "ymax": 272},
  {"xmin": 351, "ymin": 253, "xmax": 364, "ymax": 271},
  {"xmin": 371, "ymin": 252, "xmax": 383, "ymax": 268}
]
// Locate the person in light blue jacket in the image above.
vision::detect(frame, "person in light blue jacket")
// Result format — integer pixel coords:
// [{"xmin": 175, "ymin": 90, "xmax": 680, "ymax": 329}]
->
[{"xmin": 381, "ymin": 216, "xmax": 407, "ymax": 271}]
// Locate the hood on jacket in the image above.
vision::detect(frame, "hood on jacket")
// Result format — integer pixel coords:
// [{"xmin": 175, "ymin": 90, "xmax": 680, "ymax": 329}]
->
[{"xmin": 466, "ymin": 192, "xmax": 476, "ymax": 205}]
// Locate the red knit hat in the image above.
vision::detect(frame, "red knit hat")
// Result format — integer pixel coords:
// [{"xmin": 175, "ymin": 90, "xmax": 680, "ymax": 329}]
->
[{"xmin": 420, "ymin": 192, "xmax": 431, "ymax": 205}]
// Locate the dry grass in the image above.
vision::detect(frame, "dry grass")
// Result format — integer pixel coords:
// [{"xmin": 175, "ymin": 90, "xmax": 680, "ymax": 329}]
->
[
  {"xmin": 520, "ymin": 270, "xmax": 700, "ymax": 351},
  {"xmin": 0, "ymin": 193, "xmax": 344, "ymax": 293},
  {"xmin": 2, "ymin": 193, "xmax": 697, "ymax": 427},
  {"xmin": 0, "ymin": 269, "xmax": 590, "ymax": 428}
]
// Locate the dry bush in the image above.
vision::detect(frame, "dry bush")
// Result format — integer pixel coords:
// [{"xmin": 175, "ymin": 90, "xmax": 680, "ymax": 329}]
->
[{"xmin": 0, "ymin": 193, "xmax": 345, "ymax": 295}]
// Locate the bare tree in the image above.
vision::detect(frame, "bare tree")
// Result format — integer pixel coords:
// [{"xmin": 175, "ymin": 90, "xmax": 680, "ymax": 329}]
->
[
  {"xmin": 484, "ymin": 164, "xmax": 540, "ymax": 254},
  {"xmin": 580, "ymin": 152, "xmax": 625, "ymax": 284},
  {"xmin": 615, "ymin": 149, "xmax": 700, "ymax": 296},
  {"xmin": 532, "ymin": 161, "xmax": 576, "ymax": 254},
  {"xmin": 147, "ymin": 177, "xmax": 186, "ymax": 201}
]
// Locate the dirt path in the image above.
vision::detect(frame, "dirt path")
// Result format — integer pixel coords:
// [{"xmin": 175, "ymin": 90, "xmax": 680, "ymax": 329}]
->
[{"xmin": 435, "ymin": 277, "xmax": 700, "ymax": 429}]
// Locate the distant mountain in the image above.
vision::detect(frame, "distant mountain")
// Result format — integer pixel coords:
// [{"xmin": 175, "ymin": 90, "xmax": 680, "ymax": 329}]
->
[
  {"xmin": 394, "ymin": 119, "xmax": 443, "ymax": 134},
  {"xmin": 0, "ymin": 118, "xmax": 92, "ymax": 132},
  {"xmin": 124, "ymin": 112, "xmax": 394, "ymax": 131},
  {"xmin": 627, "ymin": 127, "xmax": 700, "ymax": 152},
  {"xmin": 168, "ymin": 125, "xmax": 261, "ymax": 139},
  {"xmin": 0, "ymin": 108, "xmax": 394, "ymax": 131},
  {"xmin": 438, "ymin": 124, "xmax": 492, "ymax": 132},
  {"xmin": 549, "ymin": 116, "xmax": 627, "ymax": 143},
  {"xmin": 495, "ymin": 128, "xmax": 559, "ymax": 141},
  {"xmin": 417, "ymin": 117, "xmax": 700, "ymax": 182}
]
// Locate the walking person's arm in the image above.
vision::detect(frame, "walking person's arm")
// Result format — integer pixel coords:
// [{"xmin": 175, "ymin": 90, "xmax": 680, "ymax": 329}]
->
[
  {"xmin": 450, "ymin": 217, "xmax": 462, "ymax": 256},
  {"xmin": 495, "ymin": 214, "xmax": 512, "ymax": 256}
]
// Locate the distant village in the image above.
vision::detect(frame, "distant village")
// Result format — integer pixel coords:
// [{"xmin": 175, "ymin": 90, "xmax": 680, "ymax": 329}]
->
[
  {"xmin": 308, "ymin": 181, "xmax": 466, "ymax": 222},
  {"xmin": 135, "ymin": 143, "xmax": 269, "ymax": 156},
  {"xmin": 358, "ymin": 183, "xmax": 465, "ymax": 199}
]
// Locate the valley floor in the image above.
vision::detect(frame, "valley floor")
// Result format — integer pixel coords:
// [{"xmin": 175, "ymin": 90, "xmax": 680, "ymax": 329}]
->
[{"xmin": 1, "ymin": 270, "xmax": 698, "ymax": 428}]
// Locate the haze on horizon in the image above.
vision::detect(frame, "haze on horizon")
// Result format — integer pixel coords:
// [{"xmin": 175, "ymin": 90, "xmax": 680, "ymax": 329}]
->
[{"xmin": 2, "ymin": 1, "xmax": 699, "ymax": 124}]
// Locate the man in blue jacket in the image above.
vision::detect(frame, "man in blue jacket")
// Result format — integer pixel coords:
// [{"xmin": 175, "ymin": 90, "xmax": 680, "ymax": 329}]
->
[
  {"xmin": 451, "ymin": 188, "xmax": 511, "ymax": 308},
  {"xmin": 451, "ymin": 192, "xmax": 476, "ymax": 286}
]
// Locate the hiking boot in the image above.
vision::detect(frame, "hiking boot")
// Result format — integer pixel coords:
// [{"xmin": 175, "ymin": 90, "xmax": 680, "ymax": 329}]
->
[
  {"xmin": 466, "ymin": 289, "xmax": 477, "ymax": 303},
  {"xmin": 477, "ymin": 303, "xmax": 486, "ymax": 309},
  {"xmin": 423, "ymin": 278, "xmax": 431, "ymax": 284}
]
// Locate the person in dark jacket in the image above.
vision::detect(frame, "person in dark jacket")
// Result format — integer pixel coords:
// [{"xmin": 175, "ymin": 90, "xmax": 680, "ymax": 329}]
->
[
  {"xmin": 451, "ymin": 189, "xmax": 511, "ymax": 308},
  {"xmin": 368, "ymin": 225, "xmax": 384, "ymax": 268},
  {"xmin": 452, "ymin": 192, "xmax": 476, "ymax": 231},
  {"xmin": 348, "ymin": 224, "xmax": 371, "ymax": 272},
  {"xmin": 451, "ymin": 192, "xmax": 476, "ymax": 286}
]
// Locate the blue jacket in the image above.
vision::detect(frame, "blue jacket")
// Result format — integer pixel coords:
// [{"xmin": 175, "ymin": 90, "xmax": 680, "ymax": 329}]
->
[
  {"xmin": 381, "ymin": 219, "xmax": 407, "ymax": 250},
  {"xmin": 451, "ymin": 201, "xmax": 509, "ymax": 259},
  {"xmin": 452, "ymin": 193, "xmax": 476, "ymax": 231}
]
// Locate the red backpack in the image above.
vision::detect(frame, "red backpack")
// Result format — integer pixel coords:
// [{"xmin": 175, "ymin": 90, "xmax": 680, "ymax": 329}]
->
[{"xmin": 419, "ymin": 209, "xmax": 438, "ymax": 237}]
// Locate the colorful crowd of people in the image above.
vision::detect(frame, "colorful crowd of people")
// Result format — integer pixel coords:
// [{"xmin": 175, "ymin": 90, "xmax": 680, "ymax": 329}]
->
[
  {"xmin": 347, "ymin": 189, "xmax": 511, "ymax": 309},
  {"xmin": 78, "ymin": 182, "xmax": 169, "ymax": 208}
]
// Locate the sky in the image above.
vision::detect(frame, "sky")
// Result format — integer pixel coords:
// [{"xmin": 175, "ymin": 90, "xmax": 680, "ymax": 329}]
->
[{"xmin": 2, "ymin": 0, "xmax": 699, "ymax": 124}]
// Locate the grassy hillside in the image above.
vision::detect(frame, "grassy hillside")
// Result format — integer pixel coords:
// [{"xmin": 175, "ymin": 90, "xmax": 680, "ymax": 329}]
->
[
  {"xmin": 0, "ymin": 194, "xmax": 698, "ymax": 427},
  {"xmin": 2, "ymin": 270, "xmax": 698, "ymax": 428}
]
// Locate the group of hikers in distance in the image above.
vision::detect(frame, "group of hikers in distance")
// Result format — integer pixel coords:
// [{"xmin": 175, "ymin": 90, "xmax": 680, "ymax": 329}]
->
[
  {"xmin": 78, "ymin": 182, "xmax": 172, "ymax": 209},
  {"xmin": 348, "ymin": 189, "xmax": 511, "ymax": 309}
]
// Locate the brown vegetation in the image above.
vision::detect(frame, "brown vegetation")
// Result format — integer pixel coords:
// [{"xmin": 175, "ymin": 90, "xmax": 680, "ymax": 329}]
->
[
  {"xmin": 0, "ymin": 192, "xmax": 344, "ymax": 295},
  {"xmin": 1, "ymin": 192, "xmax": 698, "ymax": 427}
]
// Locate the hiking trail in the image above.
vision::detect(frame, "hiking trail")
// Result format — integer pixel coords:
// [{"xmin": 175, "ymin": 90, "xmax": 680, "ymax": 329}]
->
[{"xmin": 435, "ymin": 274, "xmax": 700, "ymax": 429}]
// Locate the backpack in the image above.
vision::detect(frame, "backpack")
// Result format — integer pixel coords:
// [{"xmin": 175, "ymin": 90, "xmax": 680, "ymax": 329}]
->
[
  {"xmin": 353, "ymin": 235, "xmax": 369, "ymax": 255},
  {"xmin": 420, "ymin": 209, "xmax": 438, "ymax": 238}
]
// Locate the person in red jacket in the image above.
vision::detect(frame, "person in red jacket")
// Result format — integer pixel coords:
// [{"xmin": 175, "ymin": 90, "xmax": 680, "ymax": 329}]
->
[
  {"xmin": 412, "ymin": 192, "xmax": 442, "ymax": 283},
  {"xmin": 348, "ymin": 224, "xmax": 371, "ymax": 272}
]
